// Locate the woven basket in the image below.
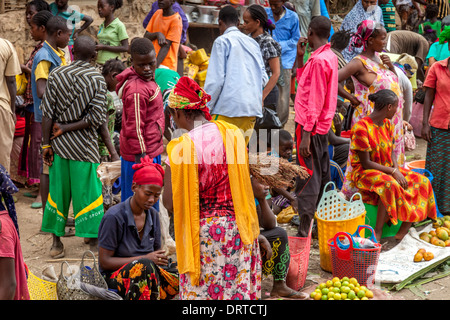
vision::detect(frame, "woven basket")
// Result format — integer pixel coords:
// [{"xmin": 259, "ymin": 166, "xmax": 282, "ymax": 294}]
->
[
  {"xmin": 57, "ymin": 251, "xmax": 108, "ymax": 300},
  {"xmin": 316, "ymin": 182, "xmax": 366, "ymax": 272},
  {"xmin": 26, "ymin": 266, "xmax": 58, "ymax": 300}
]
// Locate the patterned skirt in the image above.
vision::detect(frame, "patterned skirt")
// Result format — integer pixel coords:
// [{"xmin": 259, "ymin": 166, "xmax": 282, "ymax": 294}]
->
[
  {"xmin": 179, "ymin": 215, "xmax": 262, "ymax": 300},
  {"xmin": 355, "ymin": 167, "xmax": 437, "ymax": 225},
  {"xmin": 425, "ymin": 127, "xmax": 450, "ymax": 214},
  {"xmin": 105, "ymin": 258, "xmax": 179, "ymax": 300}
]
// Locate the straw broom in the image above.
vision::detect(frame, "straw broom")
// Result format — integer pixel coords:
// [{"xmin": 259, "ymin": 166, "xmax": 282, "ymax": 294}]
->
[{"xmin": 248, "ymin": 153, "xmax": 309, "ymax": 189}]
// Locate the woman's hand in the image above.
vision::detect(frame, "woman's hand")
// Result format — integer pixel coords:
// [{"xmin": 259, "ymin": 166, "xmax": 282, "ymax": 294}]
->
[
  {"xmin": 421, "ymin": 123, "xmax": 432, "ymax": 142},
  {"xmin": 392, "ymin": 169, "xmax": 408, "ymax": 190},
  {"xmin": 403, "ymin": 121, "xmax": 413, "ymax": 131},
  {"xmin": 380, "ymin": 54, "xmax": 395, "ymax": 72},
  {"xmin": 145, "ymin": 249, "xmax": 169, "ymax": 266},
  {"xmin": 258, "ymin": 234, "xmax": 272, "ymax": 260},
  {"xmin": 349, "ymin": 95, "xmax": 361, "ymax": 108}
]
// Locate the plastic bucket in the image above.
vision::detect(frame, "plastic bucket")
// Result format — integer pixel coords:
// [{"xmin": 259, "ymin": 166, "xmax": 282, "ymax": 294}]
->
[
  {"xmin": 406, "ymin": 160, "xmax": 425, "ymax": 170},
  {"xmin": 316, "ymin": 211, "xmax": 366, "ymax": 272}
]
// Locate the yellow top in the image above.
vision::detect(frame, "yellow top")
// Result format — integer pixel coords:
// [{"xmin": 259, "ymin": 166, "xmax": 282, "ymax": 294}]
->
[
  {"xmin": 34, "ymin": 41, "xmax": 67, "ymax": 81},
  {"xmin": 167, "ymin": 120, "xmax": 260, "ymax": 286}
]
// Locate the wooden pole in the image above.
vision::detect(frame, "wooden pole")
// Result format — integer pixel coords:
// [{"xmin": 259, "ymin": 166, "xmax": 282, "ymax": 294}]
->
[{"xmin": 1, "ymin": 0, "xmax": 5, "ymax": 14}]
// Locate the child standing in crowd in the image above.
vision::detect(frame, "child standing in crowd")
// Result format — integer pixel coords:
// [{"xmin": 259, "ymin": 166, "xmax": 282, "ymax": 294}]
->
[
  {"xmin": 144, "ymin": 0, "xmax": 183, "ymax": 71},
  {"xmin": 99, "ymin": 57, "xmax": 126, "ymax": 162},
  {"xmin": 49, "ymin": 0, "xmax": 93, "ymax": 62},
  {"xmin": 418, "ymin": 4, "xmax": 441, "ymax": 37},
  {"xmin": 378, "ymin": 0, "xmax": 397, "ymax": 33},
  {"xmin": 30, "ymin": 15, "xmax": 70, "ymax": 211},
  {"xmin": 18, "ymin": 3, "xmax": 51, "ymax": 192},
  {"xmin": 269, "ymin": 130, "xmax": 298, "ymax": 215},
  {"xmin": 115, "ymin": 38, "xmax": 165, "ymax": 205},
  {"xmin": 96, "ymin": 0, "xmax": 129, "ymax": 66}
]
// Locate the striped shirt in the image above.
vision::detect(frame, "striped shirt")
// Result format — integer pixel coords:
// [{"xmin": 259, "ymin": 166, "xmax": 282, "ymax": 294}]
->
[
  {"xmin": 379, "ymin": 0, "xmax": 397, "ymax": 33},
  {"xmin": 41, "ymin": 60, "xmax": 107, "ymax": 163}
]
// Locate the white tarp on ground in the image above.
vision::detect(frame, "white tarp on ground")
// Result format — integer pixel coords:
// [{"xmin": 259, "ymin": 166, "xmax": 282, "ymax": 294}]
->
[{"xmin": 375, "ymin": 225, "xmax": 450, "ymax": 284}]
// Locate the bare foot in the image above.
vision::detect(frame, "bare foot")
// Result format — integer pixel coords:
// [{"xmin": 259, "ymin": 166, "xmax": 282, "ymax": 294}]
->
[{"xmin": 271, "ymin": 281, "xmax": 309, "ymax": 299}]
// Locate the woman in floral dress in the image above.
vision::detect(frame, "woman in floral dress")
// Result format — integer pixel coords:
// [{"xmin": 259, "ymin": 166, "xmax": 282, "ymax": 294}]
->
[
  {"xmin": 337, "ymin": 20, "xmax": 404, "ymax": 199},
  {"xmin": 163, "ymin": 77, "xmax": 263, "ymax": 300}
]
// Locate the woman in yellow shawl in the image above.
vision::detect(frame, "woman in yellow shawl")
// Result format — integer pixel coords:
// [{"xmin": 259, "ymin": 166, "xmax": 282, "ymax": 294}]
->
[{"xmin": 162, "ymin": 76, "xmax": 265, "ymax": 300}]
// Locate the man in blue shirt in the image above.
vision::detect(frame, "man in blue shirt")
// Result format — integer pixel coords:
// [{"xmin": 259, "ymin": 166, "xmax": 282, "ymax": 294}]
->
[
  {"xmin": 205, "ymin": 5, "xmax": 268, "ymax": 145},
  {"xmin": 266, "ymin": 0, "xmax": 301, "ymax": 127}
]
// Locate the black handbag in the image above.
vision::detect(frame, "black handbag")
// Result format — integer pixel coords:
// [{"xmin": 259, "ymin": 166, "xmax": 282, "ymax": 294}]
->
[{"xmin": 255, "ymin": 107, "xmax": 282, "ymax": 130}]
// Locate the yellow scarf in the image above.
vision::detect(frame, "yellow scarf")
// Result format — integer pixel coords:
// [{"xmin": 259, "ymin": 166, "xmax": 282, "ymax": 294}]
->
[{"xmin": 167, "ymin": 120, "xmax": 260, "ymax": 286}]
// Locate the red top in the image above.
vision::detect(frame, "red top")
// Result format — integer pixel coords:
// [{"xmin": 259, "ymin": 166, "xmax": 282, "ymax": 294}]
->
[
  {"xmin": 116, "ymin": 67, "xmax": 165, "ymax": 162},
  {"xmin": 0, "ymin": 211, "xmax": 30, "ymax": 300},
  {"xmin": 423, "ymin": 57, "xmax": 450, "ymax": 130},
  {"xmin": 294, "ymin": 43, "xmax": 339, "ymax": 135}
]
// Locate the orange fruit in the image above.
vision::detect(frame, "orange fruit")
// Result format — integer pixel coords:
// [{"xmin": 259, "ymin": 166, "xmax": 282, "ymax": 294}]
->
[
  {"xmin": 365, "ymin": 290, "xmax": 374, "ymax": 298},
  {"xmin": 417, "ymin": 248, "xmax": 427, "ymax": 255},
  {"xmin": 424, "ymin": 252, "xmax": 434, "ymax": 261},
  {"xmin": 314, "ymin": 292, "xmax": 322, "ymax": 300},
  {"xmin": 414, "ymin": 252, "xmax": 423, "ymax": 262}
]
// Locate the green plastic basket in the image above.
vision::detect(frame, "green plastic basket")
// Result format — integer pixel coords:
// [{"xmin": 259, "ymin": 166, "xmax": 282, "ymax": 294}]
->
[{"xmin": 364, "ymin": 203, "xmax": 402, "ymax": 238}]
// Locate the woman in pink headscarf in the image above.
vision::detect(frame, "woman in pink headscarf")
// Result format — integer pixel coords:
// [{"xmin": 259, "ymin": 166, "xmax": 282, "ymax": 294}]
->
[{"xmin": 337, "ymin": 20, "xmax": 404, "ymax": 199}]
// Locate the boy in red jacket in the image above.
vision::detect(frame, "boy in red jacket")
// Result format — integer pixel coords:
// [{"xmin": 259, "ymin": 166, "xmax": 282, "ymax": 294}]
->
[{"xmin": 116, "ymin": 37, "xmax": 165, "ymax": 205}]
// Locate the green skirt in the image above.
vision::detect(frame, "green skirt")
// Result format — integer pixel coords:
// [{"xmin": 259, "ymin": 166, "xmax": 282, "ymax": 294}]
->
[{"xmin": 41, "ymin": 154, "xmax": 104, "ymax": 238}]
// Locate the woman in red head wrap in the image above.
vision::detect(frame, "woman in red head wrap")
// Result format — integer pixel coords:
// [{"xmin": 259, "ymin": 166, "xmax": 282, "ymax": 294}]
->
[
  {"xmin": 163, "ymin": 76, "xmax": 266, "ymax": 300},
  {"xmin": 97, "ymin": 155, "xmax": 179, "ymax": 300}
]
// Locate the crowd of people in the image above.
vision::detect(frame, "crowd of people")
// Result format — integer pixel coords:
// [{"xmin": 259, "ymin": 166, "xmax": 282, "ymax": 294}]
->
[{"xmin": 0, "ymin": 0, "xmax": 448, "ymax": 301}]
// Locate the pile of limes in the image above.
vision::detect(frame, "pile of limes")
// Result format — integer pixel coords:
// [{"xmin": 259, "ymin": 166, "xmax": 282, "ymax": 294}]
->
[{"xmin": 310, "ymin": 277, "xmax": 374, "ymax": 300}]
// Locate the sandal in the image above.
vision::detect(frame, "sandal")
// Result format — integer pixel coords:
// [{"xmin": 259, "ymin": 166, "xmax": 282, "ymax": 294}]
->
[{"xmin": 50, "ymin": 245, "xmax": 65, "ymax": 259}]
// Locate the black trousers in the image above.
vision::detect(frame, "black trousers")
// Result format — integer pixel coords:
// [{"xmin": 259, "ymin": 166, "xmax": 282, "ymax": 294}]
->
[
  {"xmin": 294, "ymin": 124, "xmax": 331, "ymax": 237},
  {"xmin": 260, "ymin": 226, "xmax": 290, "ymax": 281}
]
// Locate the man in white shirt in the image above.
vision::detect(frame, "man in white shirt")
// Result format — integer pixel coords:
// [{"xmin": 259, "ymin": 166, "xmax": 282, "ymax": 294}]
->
[{"xmin": 205, "ymin": 5, "xmax": 268, "ymax": 145}]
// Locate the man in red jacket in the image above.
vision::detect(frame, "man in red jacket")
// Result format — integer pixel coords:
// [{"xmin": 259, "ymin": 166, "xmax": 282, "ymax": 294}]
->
[{"xmin": 116, "ymin": 38, "xmax": 165, "ymax": 205}]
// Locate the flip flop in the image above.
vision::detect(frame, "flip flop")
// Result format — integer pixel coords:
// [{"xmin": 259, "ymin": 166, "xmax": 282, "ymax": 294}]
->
[
  {"xmin": 31, "ymin": 202, "xmax": 42, "ymax": 209},
  {"xmin": 23, "ymin": 192, "xmax": 38, "ymax": 198}
]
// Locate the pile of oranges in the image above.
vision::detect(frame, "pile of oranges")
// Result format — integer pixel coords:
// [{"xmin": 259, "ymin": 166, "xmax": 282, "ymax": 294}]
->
[
  {"xmin": 414, "ymin": 248, "xmax": 434, "ymax": 262},
  {"xmin": 310, "ymin": 277, "xmax": 374, "ymax": 300}
]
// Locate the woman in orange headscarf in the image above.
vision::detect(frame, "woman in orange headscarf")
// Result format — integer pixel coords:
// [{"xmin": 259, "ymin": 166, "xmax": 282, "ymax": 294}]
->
[
  {"xmin": 97, "ymin": 156, "xmax": 179, "ymax": 300},
  {"xmin": 163, "ymin": 76, "xmax": 264, "ymax": 300}
]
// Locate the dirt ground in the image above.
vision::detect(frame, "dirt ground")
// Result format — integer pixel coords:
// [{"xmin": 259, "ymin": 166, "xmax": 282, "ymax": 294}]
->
[{"xmin": 16, "ymin": 106, "xmax": 446, "ymax": 301}]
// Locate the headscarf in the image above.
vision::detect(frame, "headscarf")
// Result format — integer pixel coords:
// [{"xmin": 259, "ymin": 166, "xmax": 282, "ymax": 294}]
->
[
  {"xmin": 340, "ymin": 0, "xmax": 384, "ymax": 62},
  {"xmin": 132, "ymin": 155, "xmax": 165, "ymax": 187},
  {"xmin": 0, "ymin": 165, "xmax": 19, "ymax": 236},
  {"xmin": 167, "ymin": 76, "xmax": 212, "ymax": 120},
  {"xmin": 350, "ymin": 20, "xmax": 377, "ymax": 51},
  {"xmin": 439, "ymin": 25, "xmax": 450, "ymax": 44}
]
